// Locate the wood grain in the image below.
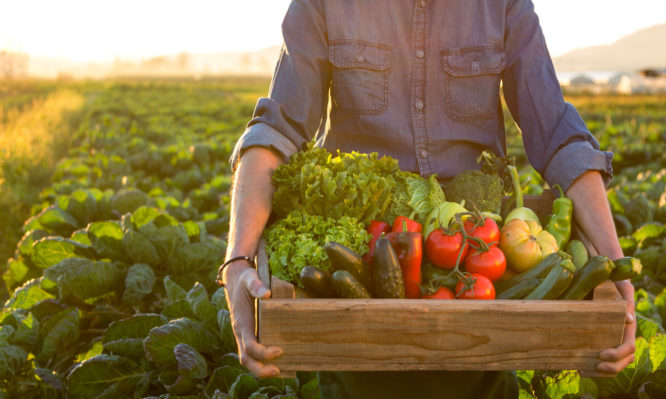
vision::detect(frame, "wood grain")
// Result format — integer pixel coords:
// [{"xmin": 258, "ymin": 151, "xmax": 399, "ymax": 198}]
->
[{"xmin": 258, "ymin": 295, "xmax": 626, "ymax": 372}]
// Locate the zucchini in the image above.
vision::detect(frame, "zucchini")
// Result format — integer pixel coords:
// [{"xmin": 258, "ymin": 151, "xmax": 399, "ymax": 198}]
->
[
  {"xmin": 559, "ymin": 255, "xmax": 616, "ymax": 300},
  {"xmin": 524, "ymin": 259, "xmax": 576, "ymax": 300},
  {"xmin": 566, "ymin": 239, "xmax": 589, "ymax": 270},
  {"xmin": 610, "ymin": 256, "xmax": 642, "ymax": 281},
  {"xmin": 325, "ymin": 241, "xmax": 373, "ymax": 292},
  {"xmin": 299, "ymin": 265, "xmax": 333, "ymax": 298},
  {"xmin": 331, "ymin": 270, "xmax": 371, "ymax": 299},
  {"xmin": 495, "ymin": 251, "xmax": 566, "ymax": 293},
  {"xmin": 497, "ymin": 278, "xmax": 541, "ymax": 299},
  {"xmin": 372, "ymin": 235, "xmax": 405, "ymax": 299}
]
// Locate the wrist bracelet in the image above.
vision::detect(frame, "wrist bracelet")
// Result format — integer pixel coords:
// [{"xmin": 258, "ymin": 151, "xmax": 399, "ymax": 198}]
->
[{"xmin": 216, "ymin": 256, "xmax": 255, "ymax": 287}]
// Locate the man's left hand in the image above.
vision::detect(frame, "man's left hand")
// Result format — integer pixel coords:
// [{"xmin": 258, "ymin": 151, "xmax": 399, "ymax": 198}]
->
[{"xmin": 596, "ymin": 280, "xmax": 636, "ymax": 375}]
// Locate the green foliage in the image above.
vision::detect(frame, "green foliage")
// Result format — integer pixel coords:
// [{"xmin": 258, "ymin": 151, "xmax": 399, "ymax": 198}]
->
[
  {"xmin": 271, "ymin": 144, "xmax": 400, "ymax": 224},
  {"xmin": 263, "ymin": 210, "xmax": 370, "ymax": 285}
]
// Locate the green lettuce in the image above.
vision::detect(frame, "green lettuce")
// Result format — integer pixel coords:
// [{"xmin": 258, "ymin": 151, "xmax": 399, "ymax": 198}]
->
[
  {"xmin": 384, "ymin": 171, "xmax": 446, "ymax": 226},
  {"xmin": 263, "ymin": 210, "xmax": 370, "ymax": 285},
  {"xmin": 272, "ymin": 144, "xmax": 400, "ymax": 224}
]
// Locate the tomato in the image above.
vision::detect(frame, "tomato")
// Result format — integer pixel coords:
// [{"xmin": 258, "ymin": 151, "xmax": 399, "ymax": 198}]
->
[
  {"xmin": 392, "ymin": 216, "xmax": 422, "ymax": 233},
  {"xmin": 425, "ymin": 228, "xmax": 468, "ymax": 269},
  {"xmin": 455, "ymin": 273, "xmax": 495, "ymax": 300},
  {"xmin": 421, "ymin": 286, "xmax": 455, "ymax": 299},
  {"xmin": 499, "ymin": 218, "xmax": 558, "ymax": 273},
  {"xmin": 464, "ymin": 217, "xmax": 500, "ymax": 247},
  {"xmin": 464, "ymin": 246, "xmax": 506, "ymax": 282}
]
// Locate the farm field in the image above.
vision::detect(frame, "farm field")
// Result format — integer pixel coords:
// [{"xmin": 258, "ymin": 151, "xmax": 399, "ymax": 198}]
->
[{"xmin": 0, "ymin": 79, "xmax": 665, "ymax": 398}]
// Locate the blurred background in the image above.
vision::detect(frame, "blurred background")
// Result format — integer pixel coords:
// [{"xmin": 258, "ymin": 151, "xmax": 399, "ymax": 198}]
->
[{"xmin": 2, "ymin": 0, "xmax": 665, "ymax": 92}]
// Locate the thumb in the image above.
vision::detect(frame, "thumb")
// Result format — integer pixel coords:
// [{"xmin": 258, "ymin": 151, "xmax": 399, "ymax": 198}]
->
[{"xmin": 247, "ymin": 277, "xmax": 271, "ymax": 299}]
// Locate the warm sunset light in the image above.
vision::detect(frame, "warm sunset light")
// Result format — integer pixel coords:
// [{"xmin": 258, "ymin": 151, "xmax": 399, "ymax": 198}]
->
[{"xmin": 1, "ymin": 0, "xmax": 665, "ymax": 60}]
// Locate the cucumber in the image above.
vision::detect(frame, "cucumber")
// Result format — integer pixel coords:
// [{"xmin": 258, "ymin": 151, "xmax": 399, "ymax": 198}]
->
[
  {"xmin": 610, "ymin": 256, "xmax": 642, "ymax": 281},
  {"xmin": 524, "ymin": 259, "xmax": 576, "ymax": 300},
  {"xmin": 299, "ymin": 265, "xmax": 333, "ymax": 298},
  {"xmin": 497, "ymin": 278, "xmax": 541, "ymax": 299},
  {"xmin": 559, "ymin": 256, "xmax": 616, "ymax": 300},
  {"xmin": 331, "ymin": 270, "xmax": 372, "ymax": 299},
  {"xmin": 495, "ymin": 251, "xmax": 566, "ymax": 293},
  {"xmin": 325, "ymin": 241, "xmax": 373, "ymax": 292},
  {"xmin": 372, "ymin": 236, "xmax": 405, "ymax": 299},
  {"xmin": 566, "ymin": 239, "xmax": 589, "ymax": 270}
]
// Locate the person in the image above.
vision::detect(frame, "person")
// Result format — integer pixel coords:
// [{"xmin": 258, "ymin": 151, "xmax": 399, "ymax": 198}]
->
[{"xmin": 220, "ymin": 0, "xmax": 636, "ymax": 397}]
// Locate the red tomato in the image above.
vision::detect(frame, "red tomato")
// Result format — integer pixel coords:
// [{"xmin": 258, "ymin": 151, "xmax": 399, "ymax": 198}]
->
[
  {"xmin": 464, "ymin": 217, "xmax": 500, "ymax": 247},
  {"xmin": 421, "ymin": 286, "xmax": 455, "ymax": 299},
  {"xmin": 455, "ymin": 273, "xmax": 495, "ymax": 300},
  {"xmin": 425, "ymin": 229, "xmax": 468, "ymax": 269},
  {"xmin": 464, "ymin": 246, "xmax": 507, "ymax": 282}
]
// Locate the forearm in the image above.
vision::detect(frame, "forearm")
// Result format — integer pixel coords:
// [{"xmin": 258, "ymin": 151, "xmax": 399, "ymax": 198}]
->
[
  {"xmin": 224, "ymin": 147, "xmax": 284, "ymax": 282},
  {"xmin": 565, "ymin": 170, "xmax": 623, "ymax": 260}
]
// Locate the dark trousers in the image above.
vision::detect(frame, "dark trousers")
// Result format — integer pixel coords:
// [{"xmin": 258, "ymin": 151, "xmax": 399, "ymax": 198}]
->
[{"xmin": 318, "ymin": 370, "xmax": 519, "ymax": 399}]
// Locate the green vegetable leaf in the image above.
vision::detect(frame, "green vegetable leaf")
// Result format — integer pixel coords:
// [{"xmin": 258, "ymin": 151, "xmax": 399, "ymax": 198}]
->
[
  {"xmin": 4, "ymin": 279, "xmax": 54, "ymax": 311},
  {"xmin": 66, "ymin": 354, "xmax": 151, "ymax": 399},
  {"xmin": 207, "ymin": 366, "xmax": 245, "ymax": 397},
  {"xmin": 186, "ymin": 283, "xmax": 217, "ymax": 328},
  {"xmin": 110, "ymin": 189, "xmax": 150, "ymax": 215},
  {"xmin": 32, "ymin": 237, "xmax": 89, "ymax": 269},
  {"xmin": 229, "ymin": 374, "xmax": 260, "ymax": 399},
  {"xmin": 164, "ymin": 276, "xmax": 188, "ymax": 305},
  {"xmin": 16, "ymin": 229, "xmax": 50, "ymax": 258},
  {"xmin": 143, "ymin": 317, "xmax": 222, "ymax": 368},
  {"xmin": 2, "ymin": 257, "xmax": 30, "ymax": 291},
  {"xmin": 57, "ymin": 260, "xmax": 124, "ymax": 302},
  {"xmin": 131, "ymin": 206, "xmax": 163, "ymax": 229},
  {"xmin": 636, "ymin": 314, "xmax": 665, "ymax": 340},
  {"xmin": 0, "ymin": 341, "xmax": 28, "ymax": 381},
  {"xmin": 37, "ymin": 307, "xmax": 80, "ymax": 363},
  {"xmin": 123, "ymin": 263, "xmax": 156, "ymax": 304},
  {"xmin": 37, "ymin": 206, "xmax": 79, "ymax": 235},
  {"xmin": 122, "ymin": 230, "xmax": 160, "ymax": 266},
  {"xmin": 103, "ymin": 313, "xmax": 167, "ymax": 359},
  {"xmin": 87, "ymin": 221, "xmax": 130, "ymax": 262}
]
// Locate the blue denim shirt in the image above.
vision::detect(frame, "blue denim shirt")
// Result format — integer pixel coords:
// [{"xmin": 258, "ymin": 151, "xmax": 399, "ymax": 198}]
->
[{"xmin": 231, "ymin": 0, "xmax": 613, "ymax": 190}]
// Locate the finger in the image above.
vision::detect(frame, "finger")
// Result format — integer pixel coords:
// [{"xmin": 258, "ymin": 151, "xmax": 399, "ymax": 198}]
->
[
  {"xmin": 246, "ymin": 275, "xmax": 271, "ymax": 299},
  {"xmin": 245, "ymin": 339, "xmax": 284, "ymax": 361},
  {"xmin": 600, "ymin": 334, "xmax": 636, "ymax": 362},
  {"xmin": 596, "ymin": 352, "xmax": 635, "ymax": 375},
  {"xmin": 239, "ymin": 347, "xmax": 281, "ymax": 378}
]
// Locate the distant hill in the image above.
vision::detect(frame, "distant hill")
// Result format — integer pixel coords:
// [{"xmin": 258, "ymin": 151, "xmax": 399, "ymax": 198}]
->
[{"xmin": 553, "ymin": 24, "xmax": 666, "ymax": 72}]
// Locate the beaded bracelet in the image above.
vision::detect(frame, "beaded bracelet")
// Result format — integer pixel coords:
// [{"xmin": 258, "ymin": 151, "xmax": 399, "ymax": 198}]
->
[{"xmin": 216, "ymin": 256, "xmax": 255, "ymax": 287}]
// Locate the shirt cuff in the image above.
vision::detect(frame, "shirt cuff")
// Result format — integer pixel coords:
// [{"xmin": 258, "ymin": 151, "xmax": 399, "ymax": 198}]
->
[
  {"xmin": 229, "ymin": 123, "xmax": 299, "ymax": 171},
  {"xmin": 543, "ymin": 141, "xmax": 614, "ymax": 191}
]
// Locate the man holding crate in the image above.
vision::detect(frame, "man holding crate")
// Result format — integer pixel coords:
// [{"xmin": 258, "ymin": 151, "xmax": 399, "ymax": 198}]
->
[{"xmin": 220, "ymin": 0, "xmax": 636, "ymax": 397}]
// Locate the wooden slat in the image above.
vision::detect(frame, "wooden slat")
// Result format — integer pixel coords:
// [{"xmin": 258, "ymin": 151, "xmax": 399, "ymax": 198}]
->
[
  {"xmin": 256, "ymin": 239, "xmax": 270, "ymax": 288},
  {"xmin": 271, "ymin": 276, "xmax": 295, "ymax": 299},
  {"xmin": 258, "ymin": 296, "xmax": 626, "ymax": 372}
]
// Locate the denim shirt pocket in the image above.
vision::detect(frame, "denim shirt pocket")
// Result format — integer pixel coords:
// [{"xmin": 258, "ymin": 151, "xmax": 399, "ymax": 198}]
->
[
  {"xmin": 441, "ymin": 46, "xmax": 505, "ymax": 121},
  {"xmin": 329, "ymin": 40, "xmax": 391, "ymax": 115}
]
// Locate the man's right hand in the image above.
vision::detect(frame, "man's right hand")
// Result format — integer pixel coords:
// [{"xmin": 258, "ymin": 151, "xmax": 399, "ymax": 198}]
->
[{"xmin": 224, "ymin": 261, "xmax": 284, "ymax": 378}]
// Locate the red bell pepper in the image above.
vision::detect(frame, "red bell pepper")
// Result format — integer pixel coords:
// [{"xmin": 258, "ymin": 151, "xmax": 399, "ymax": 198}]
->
[
  {"xmin": 387, "ymin": 229, "xmax": 423, "ymax": 299},
  {"xmin": 364, "ymin": 220, "xmax": 391, "ymax": 264},
  {"xmin": 391, "ymin": 215, "xmax": 422, "ymax": 233}
]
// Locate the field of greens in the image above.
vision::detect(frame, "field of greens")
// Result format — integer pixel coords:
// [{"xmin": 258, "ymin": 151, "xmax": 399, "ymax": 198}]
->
[{"xmin": 0, "ymin": 80, "xmax": 665, "ymax": 398}]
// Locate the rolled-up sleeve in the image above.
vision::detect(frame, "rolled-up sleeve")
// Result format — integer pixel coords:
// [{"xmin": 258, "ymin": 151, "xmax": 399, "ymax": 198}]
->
[
  {"xmin": 502, "ymin": 0, "xmax": 613, "ymax": 191},
  {"xmin": 229, "ymin": 0, "xmax": 331, "ymax": 169}
]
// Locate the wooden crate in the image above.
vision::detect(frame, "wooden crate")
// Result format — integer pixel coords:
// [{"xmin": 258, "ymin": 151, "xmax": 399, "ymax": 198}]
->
[{"xmin": 256, "ymin": 192, "xmax": 627, "ymax": 377}]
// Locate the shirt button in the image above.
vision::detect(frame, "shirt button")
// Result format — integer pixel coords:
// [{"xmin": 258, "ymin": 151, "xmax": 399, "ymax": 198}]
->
[
  {"xmin": 420, "ymin": 150, "xmax": 428, "ymax": 158},
  {"xmin": 416, "ymin": 49, "xmax": 425, "ymax": 58},
  {"xmin": 415, "ymin": 100, "xmax": 424, "ymax": 110},
  {"xmin": 356, "ymin": 55, "xmax": 365, "ymax": 62}
]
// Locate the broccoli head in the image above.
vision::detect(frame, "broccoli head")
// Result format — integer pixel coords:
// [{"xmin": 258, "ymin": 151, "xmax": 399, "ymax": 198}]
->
[{"xmin": 443, "ymin": 169, "xmax": 503, "ymax": 214}]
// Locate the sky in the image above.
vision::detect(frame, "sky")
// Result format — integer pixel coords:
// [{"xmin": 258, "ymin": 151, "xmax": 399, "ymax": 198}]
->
[{"xmin": 1, "ymin": 0, "xmax": 665, "ymax": 62}]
